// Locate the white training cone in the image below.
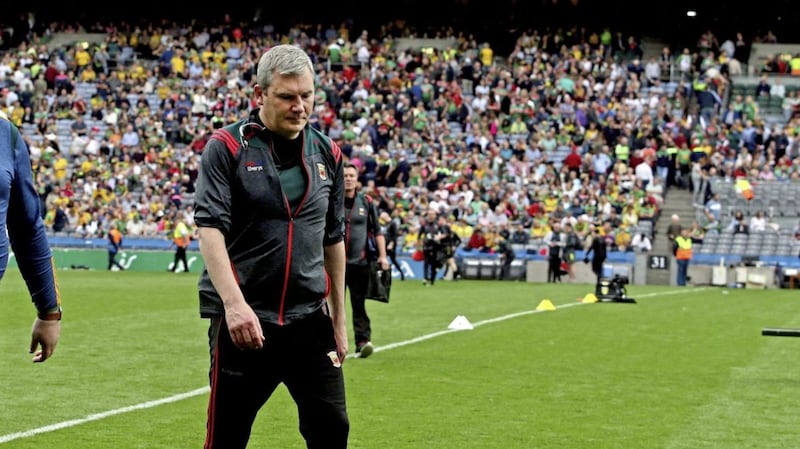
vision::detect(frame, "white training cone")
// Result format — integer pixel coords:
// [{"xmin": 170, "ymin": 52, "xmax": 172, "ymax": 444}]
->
[{"xmin": 448, "ymin": 315, "xmax": 474, "ymax": 330}]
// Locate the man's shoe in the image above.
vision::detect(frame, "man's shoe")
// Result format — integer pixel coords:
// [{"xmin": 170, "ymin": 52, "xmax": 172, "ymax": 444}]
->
[{"xmin": 357, "ymin": 341, "xmax": 374, "ymax": 358}]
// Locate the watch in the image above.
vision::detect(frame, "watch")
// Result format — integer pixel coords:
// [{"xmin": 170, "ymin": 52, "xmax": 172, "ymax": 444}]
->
[{"xmin": 38, "ymin": 306, "xmax": 62, "ymax": 321}]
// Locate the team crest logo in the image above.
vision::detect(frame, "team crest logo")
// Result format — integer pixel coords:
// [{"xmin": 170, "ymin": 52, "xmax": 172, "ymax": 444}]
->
[
  {"xmin": 327, "ymin": 351, "xmax": 341, "ymax": 368},
  {"xmin": 317, "ymin": 163, "xmax": 327, "ymax": 181}
]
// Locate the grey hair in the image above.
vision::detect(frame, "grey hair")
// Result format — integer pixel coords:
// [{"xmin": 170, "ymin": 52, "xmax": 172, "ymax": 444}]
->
[{"xmin": 256, "ymin": 44, "xmax": 314, "ymax": 90}]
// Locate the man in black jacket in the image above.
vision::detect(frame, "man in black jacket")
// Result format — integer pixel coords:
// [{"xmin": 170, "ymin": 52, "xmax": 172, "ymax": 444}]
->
[
  {"xmin": 193, "ymin": 44, "xmax": 349, "ymax": 449},
  {"xmin": 584, "ymin": 223, "xmax": 610, "ymax": 287},
  {"xmin": 419, "ymin": 209, "xmax": 443, "ymax": 286},
  {"xmin": 380, "ymin": 211, "xmax": 404, "ymax": 280},
  {"xmin": 343, "ymin": 163, "xmax": 388, "ymax": 357}
]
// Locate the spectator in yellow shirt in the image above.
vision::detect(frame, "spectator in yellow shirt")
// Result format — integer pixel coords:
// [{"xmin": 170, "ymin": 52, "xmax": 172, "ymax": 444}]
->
[
  {"xmin": 74, "ymin": 44, "xmax": 92, "ymax": 74},
  {"xmin": 615, "ymin": 227, "xmax": 632, "ymax": 252},
  {"xmin": 402, "ymin": 224, "xmax": 420, "ymax": 253},
  {"xmin": 451, "ymin": 217, "xmax": 474, "ymax": 242},
  {"xmin": 542, "ymin": 194, "xmax": 560, "ymax": 213},
  {"xmin": 52, "ymin": 153, "xmax": 69, "ymax": 182},
  {"xmin": 530, "ymin": 218, "xmax": 550, "ymax": 241}
]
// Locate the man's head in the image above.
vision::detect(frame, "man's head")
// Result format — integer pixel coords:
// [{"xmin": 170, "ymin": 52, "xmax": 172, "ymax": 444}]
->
[
  {"xmin": 255, "ymin": 44, "xmax": 315, "ymax": 140},
  {"xmin": 343, "ymin": 162, "xmax": 358, "ymax": 194},
  {"xmin": 426, "ymin": 208, "xmax": 438, "ymax": 223}
]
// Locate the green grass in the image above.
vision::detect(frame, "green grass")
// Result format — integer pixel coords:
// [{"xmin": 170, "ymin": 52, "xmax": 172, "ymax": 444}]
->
[{"xmin": 2, "ymin": 270, "xmax": 800, "ymax": 448}]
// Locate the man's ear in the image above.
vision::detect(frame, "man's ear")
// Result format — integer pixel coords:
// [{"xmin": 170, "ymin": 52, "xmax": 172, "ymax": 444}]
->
[{"xmin": 254, "ymin": 84, "xmax": 265, "ymax": 104}]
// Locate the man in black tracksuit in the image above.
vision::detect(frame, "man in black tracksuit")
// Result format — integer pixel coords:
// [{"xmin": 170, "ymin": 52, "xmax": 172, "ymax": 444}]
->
[
  {"xmin": 381, "ymin": 211, "xmax": 405, "ymax": 280},
  {"xmin": 343, "ymin": 163, "xmax": 388, "ymax": 358},
  {"xmin": 193, "ymin": 45, "xmax": 348, "ymax": 449},
  {"xmin": 584, "ymin": 223, "xmax": 610, "ymax": 288},
  {"xmin": 419, "ymin": 209, "xmax": 443, "ymax": 285},
  {"xmin": 544, "ymin": 221, "xmax": 565, "ymax": 283}
]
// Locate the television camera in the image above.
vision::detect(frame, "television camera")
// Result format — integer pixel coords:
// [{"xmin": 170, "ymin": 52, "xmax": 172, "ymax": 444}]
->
[{"xmin": 595, "ymin": 273, "xmax": 636, "ymax": 304}]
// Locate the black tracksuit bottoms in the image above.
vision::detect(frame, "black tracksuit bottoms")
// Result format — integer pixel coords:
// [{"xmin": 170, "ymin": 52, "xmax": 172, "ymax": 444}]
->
[
  {"xmin": 345, "ymin": 263, "xmax": 371, "ymax": 346},
  {"xmin": 205, "ymin": 310, "xmax": 349, "ymax": 449}
]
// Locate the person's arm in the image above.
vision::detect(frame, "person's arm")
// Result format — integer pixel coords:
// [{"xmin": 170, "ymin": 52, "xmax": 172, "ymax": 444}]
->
[
  {"xmin": 193, "ymin": 133, "xmax": 263, "ymax": 350},
  {"xmin": 385, "ymin": 224, "xmax": 396, "ymax": 251},
  {"xmin": 452, "ymin": 231, "xmax": 462, "ymax": 248},
  {"xmin": 324, "ymin": 241, "xmax": 347, "ymax": 361},
  {"xmin": 368, "ymin": 201, "xmax": 388, "ymax": 270},
  {"xmin": 198, "ymin": 227, "xmax": 264, "ymax": 350},
  {"xmin": 181, "ymin": 225, "xmax": 192, "ymax": 247},
  {"xmin": 6, "ymin": 120, "xmax": 61, "ymax": 362},
  {"xmin": 324, "ymin": 140, "xmax": 348, "ymax": 362},
  {"xmin": 375, "ymin": 234, "xmax": 389, "ymax": 269},
  {"xmin": 583, "ymin": 235, "xmax": 594, "ymax": 260}
]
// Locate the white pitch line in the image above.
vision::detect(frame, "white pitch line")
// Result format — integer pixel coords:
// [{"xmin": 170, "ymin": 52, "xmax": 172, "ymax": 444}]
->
[
  {"xmin": 0, "ymin": 388, "xmax": 209, "ymax": 444},
  {"xmin": 0, "ymin": 287, "xmax": 701, "ymax": 444},
  {"xmin": 368, "ymin": 287, "xmax": 709, "ymax": 356},
  {"xmin": 370, "ymin": 300, "xmax": 590, "ymax": 354}
]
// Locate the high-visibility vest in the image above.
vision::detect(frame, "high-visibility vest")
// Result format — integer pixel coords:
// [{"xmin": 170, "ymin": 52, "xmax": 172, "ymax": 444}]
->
[
  {"xmin": 173, "ymin": 222, "xmax": 190, "ymax": 248},
  {"xmin": 790, "ymin": 57, "xmax": 800, "ymax": 75},
  {"xmin": 675, "ymin": 236, "xmax": 693, "ymax": 260}
]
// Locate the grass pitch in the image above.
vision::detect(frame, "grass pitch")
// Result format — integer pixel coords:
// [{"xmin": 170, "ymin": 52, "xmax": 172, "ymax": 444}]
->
[{"xmin": 2, "ymin": 270, "xmax": 799, "ymax": 448}]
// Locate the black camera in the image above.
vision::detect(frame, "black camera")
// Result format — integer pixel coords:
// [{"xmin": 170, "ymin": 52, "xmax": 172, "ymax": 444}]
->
[
  {"xmin": 596, "ymin": 274, "xmax": 635, "ymax": 303},
  {"xmin": 611, "ymin": 274, "xmax": 629, "ymax": 285}
]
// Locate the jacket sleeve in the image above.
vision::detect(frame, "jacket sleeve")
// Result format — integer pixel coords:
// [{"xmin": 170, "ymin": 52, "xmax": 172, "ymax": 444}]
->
[
  {"xmin": 366, "ymin": 196, "xmax": 383, "ymax": 237},
  {"xmin": 6, "ymin": 121, "xmax": 60, "ymax": 312},
  {"xmin": 193, "ymin": 137, "xmax": 236, "ymax": 234},
  {"xmin": 323, "ymin": 140, "xmax": 345, "ymax": 246}
]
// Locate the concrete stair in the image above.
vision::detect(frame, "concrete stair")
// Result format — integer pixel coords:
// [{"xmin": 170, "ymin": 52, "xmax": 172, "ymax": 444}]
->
[
  {"xmin": 640, "ymin": 38, "xmax": 667, "ymax": 61},
  {"xmin": 646, "ymin": 187, "xmax": 699, "ymax": 285}
]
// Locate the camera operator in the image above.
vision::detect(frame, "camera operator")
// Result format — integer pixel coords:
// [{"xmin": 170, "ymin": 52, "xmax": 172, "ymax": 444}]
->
[
  {"xmin": 497, "ymin": 236, "xmax": 516, "ymax": 280},
  {"xmin": 436, "ymin": 213, "xmax": 462, "ymax": 281},
  {"xmin": 419, "ymin": 209, "xmax": 443, "ymax": 286}
]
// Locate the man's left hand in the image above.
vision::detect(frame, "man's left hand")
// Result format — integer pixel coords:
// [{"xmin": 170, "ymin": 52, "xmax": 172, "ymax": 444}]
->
[{"xmin": 30, "ymin": 319, "xmax": 60, "ymax": 363}]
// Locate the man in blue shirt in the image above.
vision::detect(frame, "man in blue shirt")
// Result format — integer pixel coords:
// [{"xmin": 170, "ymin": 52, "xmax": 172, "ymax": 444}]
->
[{"xmin": 0, "ymin": 117, "xmax": 62, "ymax": 363}]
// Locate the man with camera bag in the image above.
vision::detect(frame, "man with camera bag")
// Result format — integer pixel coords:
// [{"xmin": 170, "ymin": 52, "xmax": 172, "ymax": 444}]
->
[{"xmin": 343, "ymin": 163, "xmax": 388, "ymax": 357}]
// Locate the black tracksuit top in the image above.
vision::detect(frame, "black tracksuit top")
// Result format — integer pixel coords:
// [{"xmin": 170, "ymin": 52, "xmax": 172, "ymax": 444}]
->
[{"xmin": 194, "ymin": 111, "xmax": 345, "ymax": 325}]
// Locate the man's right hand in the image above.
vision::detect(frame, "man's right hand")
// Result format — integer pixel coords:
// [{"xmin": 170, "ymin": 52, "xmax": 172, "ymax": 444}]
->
[{"xmin": 224, "ymin": 301, "xmax": 265, "ymax": 350}]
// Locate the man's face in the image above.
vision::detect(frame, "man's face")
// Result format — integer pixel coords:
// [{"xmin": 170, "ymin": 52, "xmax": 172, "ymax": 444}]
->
[
  {"xmin": 343, "ymin": 167, "xmax": 358, "ymax": 191},
  {"xmin": 256, "ymin": 69, "xmax": 314, "ymax": 139}
]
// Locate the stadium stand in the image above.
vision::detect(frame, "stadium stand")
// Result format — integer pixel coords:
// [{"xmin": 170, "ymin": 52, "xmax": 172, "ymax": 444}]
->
[{"xmin": 1, "ymin": 8, "xmax": 799, "ymax": 282}]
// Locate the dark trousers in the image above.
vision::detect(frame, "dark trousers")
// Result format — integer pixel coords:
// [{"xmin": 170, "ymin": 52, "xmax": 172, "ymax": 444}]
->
[
  {"xmin": 387, "ymin": 249, "xmax": 404, "ymax": 280},
  {"xmin": 423, "ymin": 250, "xmax": 439, "ymax": 284},
  {"xmin": 498, "ymin": 256, "xmax": 514, "ymax": 280},
  {"xmin": 592, "ymin": 257, "xmax": 605, "ymax": 286},
  {"xmin": 677, "ymin": 259, "xmax": 690, "ymax": 286},
  {"xmin": 170, "ymin": 246, "xmax": 188, "ymax": 271},
  {"xmin": 205, "ymin": 311, "xmax": 349, "ymax": 449},
  {"xmin": 547, "ymin": 256, "xmax": 562, "ymax": 283},
  {"xmin": 108, "ymin": 251, "xmax": 123, "ymax": 270},
  {"xmin": 346, "ymin": 263, "xmax": 371, "ymax": 345}
]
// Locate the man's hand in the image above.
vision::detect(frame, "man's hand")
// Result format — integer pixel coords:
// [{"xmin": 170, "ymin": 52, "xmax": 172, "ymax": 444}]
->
[
  {"xmin": 30, "ymin": 319, "xmax": 60, "ymax": 363},
  {"xmin": 224, "ymin": 301, "xmax": 265, "ymax": 350},
  {"xmin": 333, "ymin": 322, "xmax": 349, "ymax": 365},
  {"xmin": 378, "ymin": 256, "xmax": 390, "ymax": 271}
]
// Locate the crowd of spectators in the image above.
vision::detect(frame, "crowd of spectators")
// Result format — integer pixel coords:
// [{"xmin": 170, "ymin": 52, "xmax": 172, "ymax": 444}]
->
[{"xmin": 1, "ymin": 13, "xmax": 799, "ymax": 259}]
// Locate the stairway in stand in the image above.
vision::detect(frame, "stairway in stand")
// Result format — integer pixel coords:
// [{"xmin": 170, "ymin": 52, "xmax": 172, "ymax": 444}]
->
[{"xmin": 646, "ymin": 187, "xmax": 699, "ymax": 285}]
